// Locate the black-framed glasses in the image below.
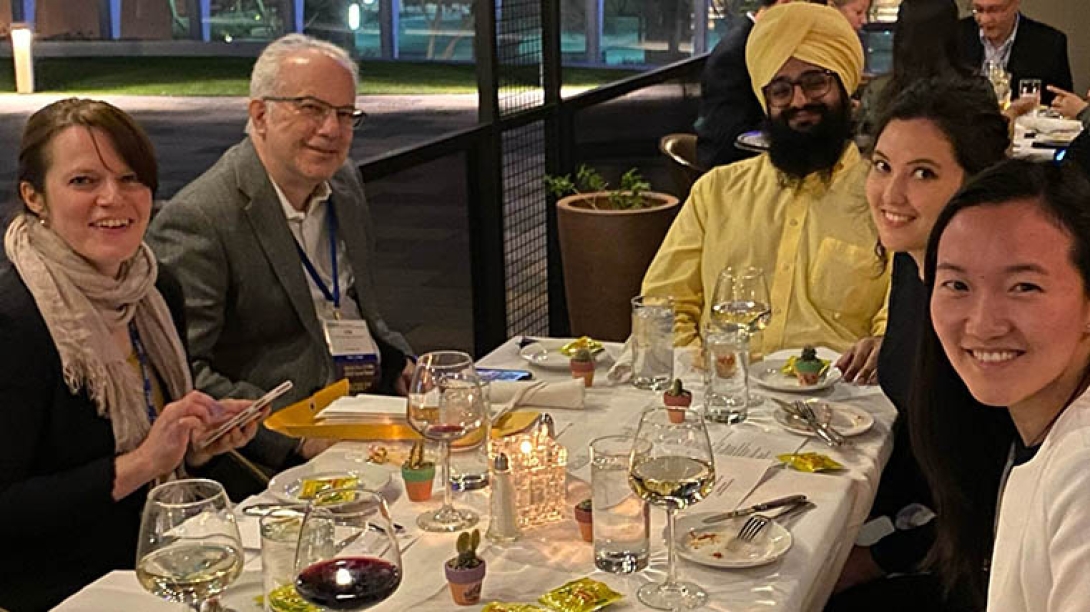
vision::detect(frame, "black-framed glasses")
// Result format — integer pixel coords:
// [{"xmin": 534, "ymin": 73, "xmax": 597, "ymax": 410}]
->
[
  {"xmin": 262, "ymin": 95, "xmax": 367, "ymax": 128},
  {"xmin": 762, "ymin": 69, "xmax": 836, "ymax": 109}
]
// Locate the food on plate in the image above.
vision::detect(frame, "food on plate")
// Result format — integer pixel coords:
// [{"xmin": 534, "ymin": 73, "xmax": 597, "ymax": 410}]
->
[
  {"xmin": 538, "ymin": 577, "xmax": 623, "ymax": 612},
  {"xmin": 298, "ymin": 475, "xmax": 359, "ymax": 501},
  {"xmin": 559, "ymin": 336, "xmax": 604, "ymax": 357},
  {"xmin": 780, "ymin": 346, "xmax": 830, "ymax": 385}
]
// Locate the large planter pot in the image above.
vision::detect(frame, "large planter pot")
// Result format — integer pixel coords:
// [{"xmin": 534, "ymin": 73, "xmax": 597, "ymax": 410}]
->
[{"xmin": 556, "ymin": 191, "xmax": 681, "ymax": 342}]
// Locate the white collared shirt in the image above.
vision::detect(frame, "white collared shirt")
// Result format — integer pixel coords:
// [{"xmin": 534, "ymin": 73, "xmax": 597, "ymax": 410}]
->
[
  {"xmin": 981, "ymin": 13, "xmax": 1020, "ymax": 72},
  {"xmin": 273, "ymin": 181, "xmax": 364, "ymax": 324}
]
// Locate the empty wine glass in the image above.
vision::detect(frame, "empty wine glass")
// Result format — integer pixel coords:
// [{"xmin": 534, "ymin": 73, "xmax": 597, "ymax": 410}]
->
[
  {"xmin": 136, "ymin": 479, "xmax": 244, "ymax": 611},
  {"xmin": 407, "ymin": 351, "xmax": 485, "ymax": 532},
  {"xmin": 629, "ymin": 406, "xmax": 716, "ymax": 610},
  {"xmin": 293, "ymin": 487, "xmax": 402, "ymax": 610}
]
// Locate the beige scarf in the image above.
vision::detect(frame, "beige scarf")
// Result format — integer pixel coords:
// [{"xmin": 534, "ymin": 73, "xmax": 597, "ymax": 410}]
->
[{"xmin": 4, "ymin": 214, "xmax": 193, "ymax": 453}]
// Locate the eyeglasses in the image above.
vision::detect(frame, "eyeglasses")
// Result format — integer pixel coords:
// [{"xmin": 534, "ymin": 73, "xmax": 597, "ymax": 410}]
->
[
  {"xmin": 262, "ymin": 95, "xmax": 367, "ymax": 128},
  {"xmin": 971, "ymin": 1, "xmax": 1013, "ymax": 16},
  {"xmin": 762, "ymin": 69, "xmax": 836, "ymax": 109}
]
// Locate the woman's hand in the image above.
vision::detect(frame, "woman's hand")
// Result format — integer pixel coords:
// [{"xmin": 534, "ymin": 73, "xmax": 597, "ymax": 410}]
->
[
  {"xmin": 186, "ymin": 398, "xmax": 267, "ymax": 468},
  {"xmin": 112, "ymin": 391, "xmax": 220, "ymax": 500},
  {"xmin": 836, "ymin": 336, "xmax": 882, "ymax": 385},
  {"xmin": 394, "ymin": 360, "xmax": 416, "ymax": 396}
]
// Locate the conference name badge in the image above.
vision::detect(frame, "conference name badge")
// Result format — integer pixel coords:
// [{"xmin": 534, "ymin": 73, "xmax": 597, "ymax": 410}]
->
[{"xmin": 323, "ymin": 319, "xmax": 380, "ymax": 394}]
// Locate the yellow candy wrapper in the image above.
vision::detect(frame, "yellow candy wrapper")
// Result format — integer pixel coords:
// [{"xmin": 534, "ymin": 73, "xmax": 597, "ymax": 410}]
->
[
  {"xmin": 481, "ymin": 604, "xmax": 546, "ymax": 612},
  {"xmin": 777, "ymin": 452, "xmax": 843, "ymax": 472},
  {"xmin": 538, "ymin": 577, "xmax": 623, "ymax": 612},
  {"xmin": 298, "ymin": 476, "xmax": 359, "ymax": 501},
  {"xmin": 266, "ymin": 584, "xmax": 321, "ymax": 612},
  {"xmin": 559, "ymin": 336, "xmax": 604, "ymax": 357},
  {"xmin": 779, "ymin": 355, "xmax": 831, "ymax": 377}
]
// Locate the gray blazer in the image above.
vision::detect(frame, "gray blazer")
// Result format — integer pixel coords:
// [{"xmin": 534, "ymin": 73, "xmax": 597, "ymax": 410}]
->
[{"xmin": 148, "ymin": 138, "xmax": 411, "ymax": 466}]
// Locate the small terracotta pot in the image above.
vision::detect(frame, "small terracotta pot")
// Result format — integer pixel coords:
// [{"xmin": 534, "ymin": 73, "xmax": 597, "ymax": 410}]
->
[
  {"xmin": 401, "ymin": 464, "xmax": 436, "ymax": 502},
  {"xmin": 663, "ymin": 392, "xmax": 692, "ymax": 423},
  {"xmin": 570, "ymin": 359, "xmax": 595, "ymax": 387},
  {"xmin": 574, "ymin": 501, "xmax": 593, "ymax": 542},
  {"xmin": 445, "ymin": 558, "xmax": 486, "ymax": 605}
]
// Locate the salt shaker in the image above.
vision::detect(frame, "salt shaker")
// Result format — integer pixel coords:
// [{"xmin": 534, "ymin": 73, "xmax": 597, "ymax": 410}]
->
[{"xmin": 486, "ymin": 452, "xmax": 520, "ymax": 543}]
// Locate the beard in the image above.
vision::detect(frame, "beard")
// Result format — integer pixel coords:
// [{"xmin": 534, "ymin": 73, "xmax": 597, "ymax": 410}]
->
[{"xmin": 765, "ymin": 99, "xmax": 853, "ymax": 185}]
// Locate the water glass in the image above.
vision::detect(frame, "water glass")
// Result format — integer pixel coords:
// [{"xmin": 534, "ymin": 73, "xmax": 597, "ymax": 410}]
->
[
  {"xmin": 1019, "ymin": 78, "xmax": 1042, "ymax": 113},
  {"xmin": 590, "ymin": 435, "xmax": 651, "ymax": 573},
  {"xmin": 260, "ymin": 510, "xmax": 303, "ymax": 612},
  {"xmin": 631, "ymin": 295, "xmax": 674, "ymax": 391},
  {"xmin": 703, "ymin": 323, "xmax": 749, "ymax": 424}
]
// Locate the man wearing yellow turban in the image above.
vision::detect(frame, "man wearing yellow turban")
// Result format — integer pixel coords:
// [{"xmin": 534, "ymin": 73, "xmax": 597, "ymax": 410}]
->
[{"xmin": 642, "ymin": 2, "xmax": 889, "ymax": 383}]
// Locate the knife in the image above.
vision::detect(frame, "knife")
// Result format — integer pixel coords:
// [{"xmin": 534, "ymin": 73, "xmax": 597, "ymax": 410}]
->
[{"xmin": 701, "ymin": 494, "xmax": 808, "ymax": 524}]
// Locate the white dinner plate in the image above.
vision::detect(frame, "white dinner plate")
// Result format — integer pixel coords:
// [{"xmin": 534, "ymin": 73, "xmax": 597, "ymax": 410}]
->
[
  {"xmin": 267, "ymin": 463, "xmax": 391, "ymax": 504},
  {"xmin": 772, "ymin": 400, "xmax": 874, "ymax": 438},
  {"xmin": 676, "ymin": 512, "xmax": 792, "ymax": 569},
  {"xmin": 518, "ymin": 338, "xmax": 608, "ymax": 370},
  {"xmin": 751, "ymin": 358, "xmax": 842, "ymax": 393}
]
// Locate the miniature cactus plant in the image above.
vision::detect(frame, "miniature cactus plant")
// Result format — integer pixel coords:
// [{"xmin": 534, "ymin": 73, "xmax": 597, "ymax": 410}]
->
[
  {"xmin": 451, "ymin": 529, "xmax": 483, "ymax": 570},
  {"xmin": 401, "ymin": 440, "xmax": 436, "ymax": 502},
  {"xmin": 570, "ymin": 347, "xmax": 596, "ymax": 386},
  {"xmin": 664, "ymin": 379, "xmax": 692, "ymax": 423},
  {"xmin": 404, "ymin": 440, "xmax": 432, "ymax": 469}
]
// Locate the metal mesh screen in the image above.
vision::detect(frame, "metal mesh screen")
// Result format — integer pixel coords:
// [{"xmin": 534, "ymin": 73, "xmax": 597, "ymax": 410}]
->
[
  {"xmin": 501, "ymin": 122, "xmax": 550, "ymax": 338},
  {"xmin": 495, "ymin": 0, "xmax": 550, "ymax": 337},
  {"xmin": 496, "ymin": 0, "xmax": 545, "ymax": 116}
]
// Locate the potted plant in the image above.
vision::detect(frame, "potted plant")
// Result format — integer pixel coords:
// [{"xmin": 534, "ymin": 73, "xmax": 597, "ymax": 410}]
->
[
  {"xmin": 546, "ymin": 165, "xmax": 680, "ymax": 342},
  {"xmin": 401, "ymin": 440, "xmax": 435, "ymax": 502},
  {"xmin": 574, "ymin": 498, "xmax": 593, "ymax": 542},
  {"xmin": 569, "ymin": 347, "xmax": 596, "ymax": 387},
  {"xmin": 445, "ymin": 529, "xmax": 486, "ymax": 605},
  {"xmin": 663, "ymin": 379, "xmax": 692, "ymax": 423}
]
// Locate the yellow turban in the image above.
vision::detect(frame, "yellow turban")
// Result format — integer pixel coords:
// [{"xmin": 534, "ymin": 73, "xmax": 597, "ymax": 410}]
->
[{"xmin": 745, "ymin": 3, "xmax": 864, "ymax": 113}]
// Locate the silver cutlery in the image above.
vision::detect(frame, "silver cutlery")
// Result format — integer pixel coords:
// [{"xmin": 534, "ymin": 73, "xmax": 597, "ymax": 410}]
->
[
  {"xmin": 702, "ymin": 494, "xmax": 808, "ymax": 524},
  {"xmin": 794, "ymin": 400, "xmax": 846, "ymax": 446},
  {"xmin": 736, "ymin": 500, "xmax": 815, "ymax": 542}
]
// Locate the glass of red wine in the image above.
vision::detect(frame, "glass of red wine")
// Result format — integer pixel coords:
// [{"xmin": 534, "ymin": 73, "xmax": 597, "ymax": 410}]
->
[
  {"xmin": 293, "ymin": 487, "xmax": 402, "ymax": 611},
  {"xmin": 406, "ymin": 351, "xmax": 485, "ymax": 532}
]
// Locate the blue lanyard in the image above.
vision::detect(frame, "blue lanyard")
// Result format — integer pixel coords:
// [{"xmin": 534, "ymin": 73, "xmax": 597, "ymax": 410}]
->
[
  {"xmin": 128, "ymin": 322, "xmax": 158, "ymax": 425},
  {"xmin": 292, "ymin": 200, "xmax": 341, "ymax": 317}
]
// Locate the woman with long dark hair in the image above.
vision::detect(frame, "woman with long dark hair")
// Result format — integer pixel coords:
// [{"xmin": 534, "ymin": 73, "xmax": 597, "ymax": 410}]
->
[
  {"xmin": 911, "ymin": 160, "xmax": 1090, "ymax": 609},
  {"xmin": 829, "ymin": 76, "xmax": 1009, "ymax": 611}
]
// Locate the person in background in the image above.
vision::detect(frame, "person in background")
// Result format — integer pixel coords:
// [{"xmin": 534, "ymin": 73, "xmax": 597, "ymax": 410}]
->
[
  {"xmin": 910, "ymin": 160, "xmax": 1090, "ymax": 610},
  {"xmin": 828, "ymin": 77, "xmax": 1009, "ymax": 611},
  {"xmin": 829, "ymin": 0, "xmax": 870, "ymax": 30},
  {"xmin": 854, "ymin": 0, "xmax": 982, "ymax": 151},
  {"xmin": 695, "ymin": 0, "xmax": 796, "ymax": 169},
  {"xmin": 0, "ymin": 99, "xmax": 261, "ymax": 611},
  {"xmin": 1045, "ymin": 84, "xmax": 1090, "ymax": 128},
  {"xmin": 958, "ymin": 0, "xmax": 1071, "ymax": 105},
  {"xmin": 148, "ymin": 34, "xmax": 415, "ymax": 483},
  {"xmin": 643, "ymin": 2, "xmax": 889, "ymax": 378}
]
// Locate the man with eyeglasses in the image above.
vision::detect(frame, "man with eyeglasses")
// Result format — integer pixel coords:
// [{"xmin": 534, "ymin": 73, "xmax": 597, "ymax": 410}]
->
[
  {"xmin": 643, "ymin": 3, "xmax": 889, "ymax": 380},
  {"xmin": 958, "ymin": 0, "xmax": 1071, "ymax": 105},
  {"xmin": 148, "ymin": 34, "xmax": 414, "ymax": 486}
]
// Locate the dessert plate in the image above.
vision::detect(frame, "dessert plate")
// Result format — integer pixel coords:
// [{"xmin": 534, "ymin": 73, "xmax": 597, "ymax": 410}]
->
[
  {"xmin": 676, "ymin": 513, "xmax": 792, "ymax": 569},
  {"xmin": 772, "ymin": 400, "xmax": 874, "ymax": 438},
  {"xmin": 751, "ymin": 358, "xmax": 842, "ymax": 392}
]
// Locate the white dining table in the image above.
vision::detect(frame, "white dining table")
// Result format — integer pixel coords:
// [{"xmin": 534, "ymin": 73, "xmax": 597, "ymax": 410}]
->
[{"xmin": 58, "ymin": 338, "xmax": 897, "ymax": 612}]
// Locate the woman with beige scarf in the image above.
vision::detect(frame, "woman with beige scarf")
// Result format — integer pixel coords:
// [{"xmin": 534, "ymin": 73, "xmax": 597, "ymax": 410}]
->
[{"xmin": 0, "ymin": 99, "xmax": 264, "ymax": 611}]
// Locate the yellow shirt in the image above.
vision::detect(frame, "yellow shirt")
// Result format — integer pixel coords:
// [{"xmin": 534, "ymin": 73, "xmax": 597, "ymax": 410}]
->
[{"xmin": 641, "ymin": 144, "xmax": 890, "ymax": 353}]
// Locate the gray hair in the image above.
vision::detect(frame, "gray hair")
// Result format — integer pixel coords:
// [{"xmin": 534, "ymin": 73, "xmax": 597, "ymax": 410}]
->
[{"xmin": 249, "ymin": 33, "xmax": 359, "ymax": 99}]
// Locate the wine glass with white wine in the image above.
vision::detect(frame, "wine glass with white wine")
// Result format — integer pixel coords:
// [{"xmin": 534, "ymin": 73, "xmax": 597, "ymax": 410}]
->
[
  {"xmin": 710, "ymin": 266, "xmax": 772, "ymax": 335},
  {"xmin": 628, "ymin": 406, "xmax": 716, "ymax": 610},
  {"xmin": 136, "ymin": 479, "xmax": 244, "ymax": 611}
]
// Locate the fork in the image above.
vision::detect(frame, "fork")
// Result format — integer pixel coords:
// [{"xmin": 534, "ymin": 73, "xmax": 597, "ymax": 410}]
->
[
  {"xmin": 791, "ymin": 401, "xmax": 845, "ymax": 447},
  {"xmin": 737, "ymin": 514, "xmax": 771, "ymax": 542}
]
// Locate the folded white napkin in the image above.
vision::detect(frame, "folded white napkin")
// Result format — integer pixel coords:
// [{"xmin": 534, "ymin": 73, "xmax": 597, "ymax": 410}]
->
[
  {"xmin": 1020, "ymin": 115, "xmax": 1083, "ymax": 134},
  {"xmin": 316, "ymin": 394, "xmax": 407, "ymax": 422},
  {"xmin": 489, "ymin": 379, "xmax": 585, "ymax": 409},
  {"xmin": 606, "ymin": 336, "xmax": 635, "ymax": 383}
]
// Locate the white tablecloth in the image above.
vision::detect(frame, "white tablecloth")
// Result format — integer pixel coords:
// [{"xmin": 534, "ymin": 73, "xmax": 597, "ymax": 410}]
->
[{"xmin": 58, "ymin": 338, "xmax": 897, "ymax": 612}]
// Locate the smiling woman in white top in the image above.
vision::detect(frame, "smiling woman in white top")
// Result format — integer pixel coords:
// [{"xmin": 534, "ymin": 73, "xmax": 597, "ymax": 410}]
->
[{"xmin": 909, "ymin": 159, "xmax": 1090, "ymax": 611}]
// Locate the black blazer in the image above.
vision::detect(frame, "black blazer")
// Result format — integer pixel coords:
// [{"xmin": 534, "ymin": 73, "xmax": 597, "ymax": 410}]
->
[
  {"xmin": 959, "ymin": 14, "xmax": 1072, "ymax": 104},
  {"xmin": 695, "ymin": 17, "xmax": 763, "ymax": 169},
  {"xmin": 0, "ymin": 255, "xmax": 186, "ymax": 611}
]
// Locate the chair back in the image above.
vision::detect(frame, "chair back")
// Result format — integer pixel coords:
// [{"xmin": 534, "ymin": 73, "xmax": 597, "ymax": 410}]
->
[{"xmin": 658, "ymin": 133, "xmax": 706, "ymax": 200}]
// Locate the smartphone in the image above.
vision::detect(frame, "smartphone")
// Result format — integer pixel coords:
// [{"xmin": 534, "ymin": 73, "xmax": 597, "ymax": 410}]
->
[
  {"xmin": 477, "ymin": 368, "xmax": 534, "ymax": 382},
  {"xmin": 197, "ymin": 380, "xmax": 294, "ymax": 450}
]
